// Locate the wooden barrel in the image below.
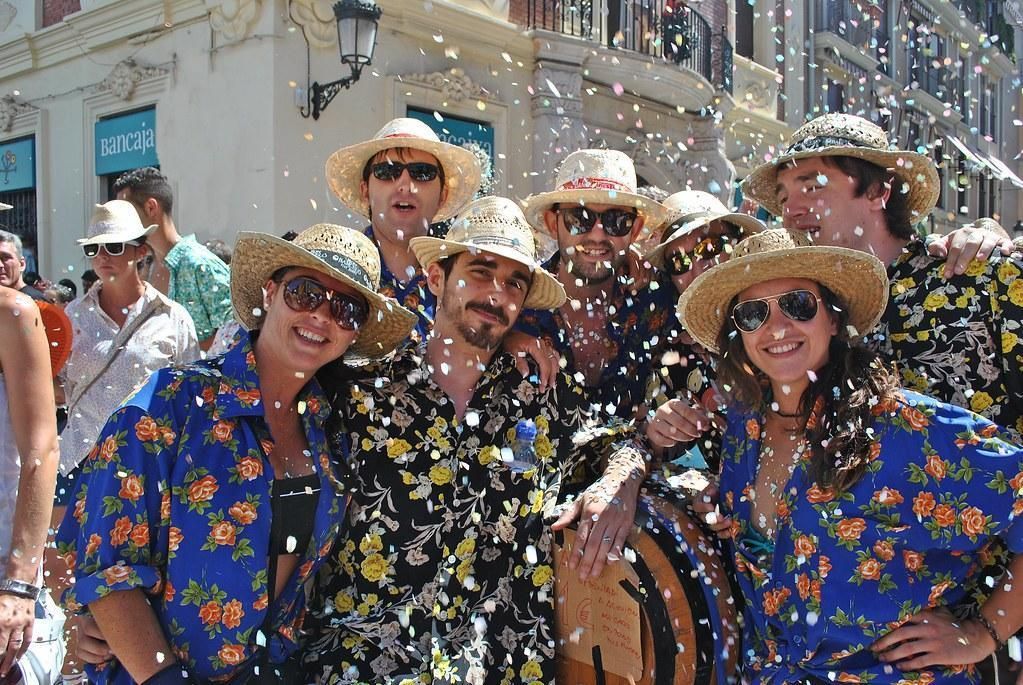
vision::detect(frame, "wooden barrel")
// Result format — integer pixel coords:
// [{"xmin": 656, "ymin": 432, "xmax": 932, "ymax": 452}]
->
[{"xmin": 555, "ymin": 475, "xmax": 740, "ymax": 685}]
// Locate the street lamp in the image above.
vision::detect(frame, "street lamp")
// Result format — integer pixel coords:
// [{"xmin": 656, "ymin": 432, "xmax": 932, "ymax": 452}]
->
[{"xmin": 301, "ymin": 0, "xmax": 382, "ymax": 120}]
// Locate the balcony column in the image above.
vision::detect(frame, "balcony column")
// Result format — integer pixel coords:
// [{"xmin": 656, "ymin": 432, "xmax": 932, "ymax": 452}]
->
[
  {"xmin": 530, "ymin": 34, "xmax": 589, "ymax": 193},
  {"xmin": 673, "ymin": 114, "xmax": 735, "ymax": 202}
]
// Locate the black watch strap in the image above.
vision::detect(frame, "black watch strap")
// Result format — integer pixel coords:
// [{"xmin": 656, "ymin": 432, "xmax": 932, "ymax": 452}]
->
[{"xmin": 0, "ymin": 578, "xmax": 42, "ymax": 601}]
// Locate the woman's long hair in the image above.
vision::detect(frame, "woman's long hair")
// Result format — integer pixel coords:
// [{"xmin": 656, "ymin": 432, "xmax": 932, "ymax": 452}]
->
[{"xmin": 715, "ymin": 284, "xmax": 901, "ymax": 492}]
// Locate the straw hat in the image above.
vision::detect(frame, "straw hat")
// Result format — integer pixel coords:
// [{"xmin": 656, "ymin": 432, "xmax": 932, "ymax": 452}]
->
[
  {"xmin": 231, "ymin": 224, "xmax": 417, "ymax": 361},
  {"xmin": 645, "ymin": 190, "xmax": 766, "ymax": 268},
  {"xmin": 522, "ymin": 149, "xmax": 668, "ymax": 235},
  {"xmin": 677, "ymin": 228, "xmax": 888, "ymax": 354},
  {"xmin": 77, "ymin": 200, "xmax": 156, "ymax": 246},
  {"xmin": 742, "ymin": 113, "xmax": 939, "ymax": 220},
  {"xmin": 409, "ymin": 196, "xmax": 567, "ymax": 310},
  {"xmin": 325, "ymin": 118, "xmax": 482, "ymax": 222}
]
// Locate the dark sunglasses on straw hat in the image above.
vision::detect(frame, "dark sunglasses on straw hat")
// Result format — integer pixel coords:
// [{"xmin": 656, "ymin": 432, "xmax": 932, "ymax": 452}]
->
[
  {"xmin": 368, "ymin": 161, "xmax": 440, "ymax": 183},
  {"xmin": 556, "ymin": 205, "xmax": 638, "ymax": 237},
  {"xmin": 731, "ymin": 289, "xmax": 823, "ymax": 333},
  {"xmin": 278, "ymin": 275, "xmax": 369, "ymax": 331}
]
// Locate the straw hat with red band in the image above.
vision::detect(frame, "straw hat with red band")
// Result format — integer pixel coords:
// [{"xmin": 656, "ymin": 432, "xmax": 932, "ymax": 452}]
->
[
  {"xmin": 409, "ymin": 196, "xmax": 566, "ymax": 311},
  {"xmin": 741, "ymin": 113, "xmax": 939, "ymax": 221},
  {"xmin": 325, "ymin": 118, "xmax": 482, "ymax": 222},
  {"xmin": 677, "ymin": 228, "xmax": 888, "ymax": 355},
  {"xmin": 231, "ymin": 224, "xmax": 417, "ymax": 362},
  {"xmin": 522, "ymin": 149, "xmax": 668, "ymax": 236},
  {"xmin": 645, "ymin": 190, "xmax": 766, "ymax": 269}
]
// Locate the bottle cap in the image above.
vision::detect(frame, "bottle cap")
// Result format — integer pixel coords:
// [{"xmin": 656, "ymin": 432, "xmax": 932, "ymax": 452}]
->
[{"xmin": 515, "ymin": 419, "xmax": 537, "ymax": 441}]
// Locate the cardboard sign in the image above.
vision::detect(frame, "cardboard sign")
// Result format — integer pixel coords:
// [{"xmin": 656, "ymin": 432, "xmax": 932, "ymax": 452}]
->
[{"xmin": 554, "ymin": 528, "xmax": 644, "ymax": 679}]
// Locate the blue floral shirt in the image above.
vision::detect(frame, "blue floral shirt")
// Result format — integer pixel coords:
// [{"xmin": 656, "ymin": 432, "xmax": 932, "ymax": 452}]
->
[
  {"xmin": 364, "ymin": 225, "xmax": 434, "ymax": 340},
  {"xmin": 56, "ymin": 330, "xmax": 349, "ymax": 683},
  {"xmin": 163, "ymin": 235, "xmax": 233, "ymax": 341},
  {"xmin": 718, "ymin": 390, "xmax": 1023, "ymax": 684}
]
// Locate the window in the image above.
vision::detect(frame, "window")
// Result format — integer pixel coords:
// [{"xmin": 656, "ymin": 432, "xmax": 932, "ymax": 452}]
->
[
  {"xmin": 736, "ymin": 0, "xmax": 754, "ymax": 59},
  {"xmin": 825, "ymin": 79, "xmax": 845, "ymax": 113},
  {"xmin": 957, "ymin": 55, "xmax": 970, "ymax": 126},
  {"xmin": 957, "ymin": 156, "xmax": 970, "ymax": 215},
  {"xmin": 933, "ymin": 139, "xmax": 946, "ymax": 211}
]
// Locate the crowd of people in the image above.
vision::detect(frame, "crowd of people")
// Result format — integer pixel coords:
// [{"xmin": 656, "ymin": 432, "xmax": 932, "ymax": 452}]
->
[{"xmin": 0, "ymin": 109, "xmax": 1021, "ymax": 685}]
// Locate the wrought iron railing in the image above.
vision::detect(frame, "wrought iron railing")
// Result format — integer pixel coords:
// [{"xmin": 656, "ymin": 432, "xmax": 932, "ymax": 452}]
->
[
  {"xmin": 527, "ymin": 0, "xmax": 733, "ymax": 92},
  {"xmin": 813, "ymin": 0, "xmax": 889, "ymax": 57}
]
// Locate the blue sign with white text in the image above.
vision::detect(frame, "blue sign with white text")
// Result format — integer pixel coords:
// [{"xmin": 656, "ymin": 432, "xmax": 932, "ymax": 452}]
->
[
  {"xmin": 407, "ymin": 107, "xmax": 495, "ymax": 160},
  {"xmin": 0, "ymin": 136, "xmax": 35, "ymax": 191},
  {"xmin": 95, "ymin": 108, "xmax": 158, "ymax": 176}
]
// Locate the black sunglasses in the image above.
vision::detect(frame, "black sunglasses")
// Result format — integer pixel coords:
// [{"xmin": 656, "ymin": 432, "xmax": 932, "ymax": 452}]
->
[
  {"xmin": 557, "ymin": 206, "xmax": 638, "ymax": 238},
  {"xmin": 370, "ymin": 161, "xmax": 440, "ymax": 183},
  {"xmin": 82, "ymin": 242, "xmax": 140, "ymax": 258},
  {"xmin": 281, "ymin": 276, "xmax": 369, "ymax": 331},
  {"xmin": 663, "ymin": 235, "xmax": 733, "ymax": 276},
  {"xmin": 731, "ymin": 289, "xmax": 822, "ymax": 333}
]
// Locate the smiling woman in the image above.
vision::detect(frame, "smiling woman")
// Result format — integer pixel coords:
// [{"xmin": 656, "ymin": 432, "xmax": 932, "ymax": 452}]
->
[
  {"xmin": 675, "ymin": 228, "xmax": 1023, "ymax": 684},
  {"xmin": 55, "ymin": 224, "xmax": 416, "ymax": 685}
]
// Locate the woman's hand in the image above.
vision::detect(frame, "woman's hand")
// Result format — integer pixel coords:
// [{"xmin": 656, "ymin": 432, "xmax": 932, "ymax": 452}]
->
[
  {"xmin": 552, "ymin": 467, "xmax": 643, "ymax": 581},
  {"xmin": 502, "ymin": 331, "xmax": 561, "ymax": 392},
  {"xmin": 73, "ymin": 614, "xmax": 113, "ymax": 665},
  {"xmin": 0, "ymin": 593, "xmax": 34, "ymax": 677},
  {"xmin": 870, "ymin": 608, "xmax": 996, "ymax": 670},
  {"xmin": 691, "ymin": 484, "xmax": 733, "ymax": 538},
  {"xmin": 646, "ymin": 398, "xmax": 721, "ymax": 449}
]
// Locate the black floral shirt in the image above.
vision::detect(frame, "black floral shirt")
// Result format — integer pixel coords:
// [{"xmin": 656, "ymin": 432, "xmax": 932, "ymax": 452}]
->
[
  {"xmin": 875, "ymin": 240, "xmax": 1023, "ymax": 440},
  {"xmin": 305, "ymin": 345, "xmax": 641, "ymax": 684}
]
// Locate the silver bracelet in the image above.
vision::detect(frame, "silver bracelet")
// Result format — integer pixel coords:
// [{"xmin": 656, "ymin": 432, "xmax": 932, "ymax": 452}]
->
[{"xmin": 0, "ymin": 578, "xmax": 42, "ymax": 601}]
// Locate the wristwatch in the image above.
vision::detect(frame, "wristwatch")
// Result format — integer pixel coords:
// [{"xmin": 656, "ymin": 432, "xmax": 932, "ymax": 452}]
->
[{"xmin": 0, "ymin": 578, "xmax": 43, "ymax": 601}]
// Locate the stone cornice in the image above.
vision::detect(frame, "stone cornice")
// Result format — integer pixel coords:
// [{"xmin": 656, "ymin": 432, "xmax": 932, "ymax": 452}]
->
[
  {"xmin": 0, "ymin": 0, "xmax": 207, "ymax": 81},
  {"xmin": 376, "ymin": 0, "xmax": 531, "ymax": 62}
]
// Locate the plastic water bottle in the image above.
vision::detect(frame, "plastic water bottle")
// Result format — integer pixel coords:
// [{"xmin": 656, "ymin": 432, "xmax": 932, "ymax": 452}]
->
[{"xmin": 505, "ymin": 419, "xmax": 538, "ymax": 473}]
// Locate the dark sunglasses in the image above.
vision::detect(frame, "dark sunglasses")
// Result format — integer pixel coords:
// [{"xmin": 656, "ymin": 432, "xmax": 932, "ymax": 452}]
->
[
  {"xmin": 731, "ymin": 289, "xmax": 822, "ymax": 333},
  {"xmin": 281, "ymin": 276, "xmax": 369, "ymax": 331},
  {"xmin": 663, "ymin": 235, "xmax": 733, "ymax": 276},
  {"xmin": 82, "ymin": 241, "xmax": 140, "ymax": 258},
  {"xmin": 558, "ymin": 206, "xmax": 637, "ymax": 237},
  {"xmin": 370, "ymin": 161, "xmax": 440, "ymax": 183}
]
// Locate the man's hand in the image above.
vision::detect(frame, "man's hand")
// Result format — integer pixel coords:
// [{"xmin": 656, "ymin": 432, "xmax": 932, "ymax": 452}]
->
[
  {"xmin": 552, "ymin": 463, "xmax": 643, "ymax": 581},
  {"xmin": 870, "ymin": 608, "xmax": 995, "ymax": 670},
  {"xmin": 502, "ymin": 330, "xmax": 560, "ymax": 392},
  {"xmin": 0, "ymin": 594, "xmax": 34, "ymax": 677},
  {"xmin": 646, "ymin": 398, "xmax": 722, "ymax": 449},
  {"xmin": 927, "ymin": 218, "xmax": 1013, "ymax": 278},
  {"xmin": 691, "ymin": 484, "xmax": 733, "ymax": 538},
  {"xmin": 74, "ymin": 614, "xmax": 113, "ymax": 665}
]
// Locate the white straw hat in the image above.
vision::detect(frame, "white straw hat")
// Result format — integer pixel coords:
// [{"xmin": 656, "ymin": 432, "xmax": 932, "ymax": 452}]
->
[
  {"xmin": 77, "ymin": 200, "xmax": 156, "ymax": 246},
  {"xmin": 231, "ymin": 224, "xmax": 417, "ymax": 361},
  {"xmin": 409, "ymin": 196, "xmax": 566, "ymax": 310},
  {"xmin": 522, "ymin": 149, "xmax": 668, "ymax": 236},
  {"xmin": 325, "ymin": 118, "xmax": 482, "ymax": 222},
  {"xmin": 645, "ymin": 190, "xmax": 766, "ymax": 268}
]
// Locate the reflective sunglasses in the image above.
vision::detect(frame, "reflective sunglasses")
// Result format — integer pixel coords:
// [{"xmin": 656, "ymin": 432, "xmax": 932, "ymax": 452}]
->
[
  {"xmin": 558, "ymin": 206, "xmax": 638, "ymax": 237},
  {"xmin": 731, "ymin": 289, "xmax": 822, "ymax": 333},
  {"xmin": 281, "ymin": 276, "xmax": 369, "ymax": 331},
  {"xmin": 82, "ymin": 241, "xmax": 140, "ymax": 258},
  {"xmin": 370, "ymin": 161, "xmax": 440, "ymax": 183},
  {"xmin": 663, "ymin": 235, "xmax": 733, "ymax": 276}
]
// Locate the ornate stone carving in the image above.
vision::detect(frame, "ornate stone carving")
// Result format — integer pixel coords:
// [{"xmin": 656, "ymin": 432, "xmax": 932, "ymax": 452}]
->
[
  {"xmin": 288, "ymin": 0, "xmax": 337, "ymax": 49},
  {"xmin": 0, "ymin": 2, "xmax": 16, "ymax": 33},
  {"xmin": 98, "ymin": 60, "xmax": 169, "ymax": 101},
  {"xmin": 1006, "ymin": 0, "xmax": 1023, "ymax": 26},
  {"xmin": 402, "ymin": 69, "xmax": 488, "ymax": 103},
  {"xmin": 209, "ymin": 0, "xmax": 262, "ymax": 42},
  {"xmin": 0, "ymin": 96, "xmax": 32, "ymax": 133},
  {"xmin": 530, "ymin": 66, "xmax": 583, "ymax": 117}
]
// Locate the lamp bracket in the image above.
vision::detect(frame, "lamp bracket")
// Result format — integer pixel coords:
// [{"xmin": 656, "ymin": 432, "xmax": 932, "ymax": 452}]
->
[{"xmin": 301, "ymin": 63, "xmax": 363, "ymax": 119}]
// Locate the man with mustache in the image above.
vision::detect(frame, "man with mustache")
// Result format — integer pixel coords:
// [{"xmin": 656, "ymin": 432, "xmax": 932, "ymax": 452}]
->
[
  {"xmin": 519, "ymin": 149, "xmax": 671, "ymax": 421},
  {"xmin": 305, "ymin": 197, "xmax": 649, "ymax": 684}
]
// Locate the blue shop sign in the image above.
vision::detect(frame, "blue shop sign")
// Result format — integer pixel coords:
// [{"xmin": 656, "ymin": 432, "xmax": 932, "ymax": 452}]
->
[
  {"xmin": 407, "ymin": 107, "xmax": 495, "ymax": 159},
  {"xmin": 0, "ymin": 136, "xmax": 35, "ymax": 191},
  {"xmin": 95, "ymin": 108, "xmax": 158, "ymax": 176}
]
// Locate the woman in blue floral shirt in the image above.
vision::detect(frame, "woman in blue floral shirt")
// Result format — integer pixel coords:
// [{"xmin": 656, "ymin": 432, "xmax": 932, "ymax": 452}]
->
[
  {"xmin": 675, "ymin": 229, "xmax": 1023, "ymax": 684},
  {"xmin": 56, "ymin": 225, "xmax": 416, "ymax": 684}
]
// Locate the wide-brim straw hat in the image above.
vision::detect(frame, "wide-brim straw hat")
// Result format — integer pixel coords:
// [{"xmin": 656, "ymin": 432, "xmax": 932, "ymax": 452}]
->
[
  {"xmin": 645, "ymin": 190, "xmax": 766, "ymax": 268},
  {"xmin": 77, "ymin": 200, "xmax": 156, "ymax": 246},
  {"xmin": 522, "ymin": 149, "xmax": 668, "ymax": 236},
  {"xmin": 325, "ymin": 117, "xmax": 482, "ymax": 222},
  {"xmin": 677, "ymin": 228, "xmax": 888, "ymax": 354},
  {"xmin": 232, "ymin": 224, "xmax": 417, "ymax": 361},
  {"xmin": 742, "ymin": 113, "xmax": 939, "ymax": 220},
  {"xmin": 409, "ymin": 196, "xmax": 567, "ymax": 310}
]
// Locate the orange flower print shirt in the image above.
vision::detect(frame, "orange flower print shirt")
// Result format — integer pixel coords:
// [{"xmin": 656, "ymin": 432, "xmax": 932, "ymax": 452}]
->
[
  {"xmin": 719, "ymin": 390, "xmax": 1023, "ymax": 684},
  {"xmin": 55, "ymin": 331, "xmax": 349, "ymax": 684}
]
